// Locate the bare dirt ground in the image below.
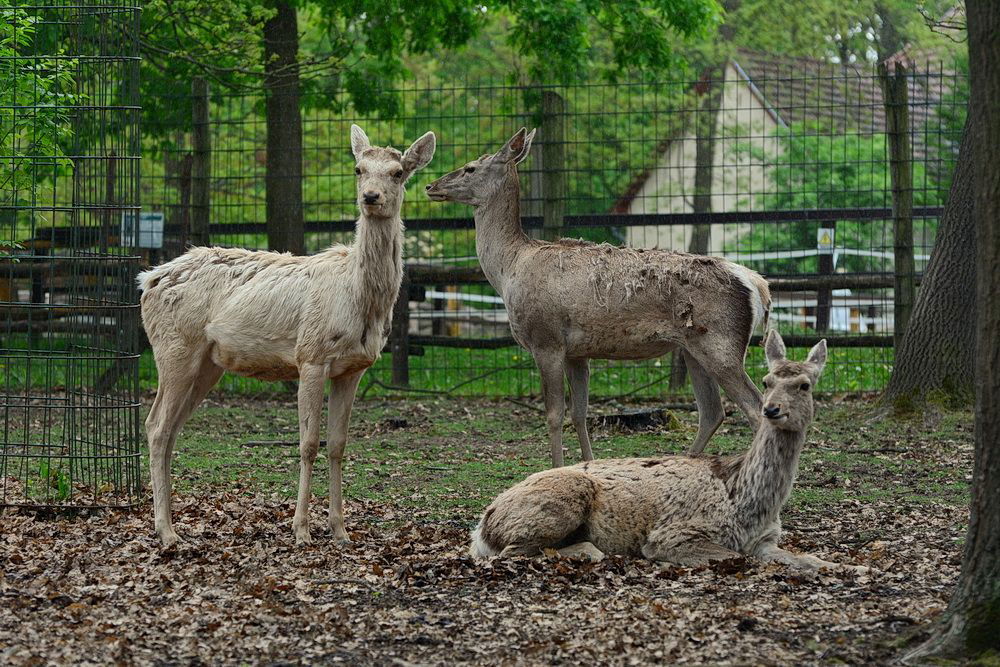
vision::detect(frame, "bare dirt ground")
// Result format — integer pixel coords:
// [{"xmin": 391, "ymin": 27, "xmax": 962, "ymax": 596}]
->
[{"xmin": 0, "ymin": 396, "xmax": 973, "ymax": 665}]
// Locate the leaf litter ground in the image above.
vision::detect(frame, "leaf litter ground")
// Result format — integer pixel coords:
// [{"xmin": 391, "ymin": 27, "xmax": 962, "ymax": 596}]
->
[{"xmin": 1, "ymin": 395, "xmax": 973, "ymax": 664}]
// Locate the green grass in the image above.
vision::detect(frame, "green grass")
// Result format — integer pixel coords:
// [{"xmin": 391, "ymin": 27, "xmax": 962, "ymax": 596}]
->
[
  {"xmin": 158, "ymin": 397, "xmax": 972, "ymax": 522},
  {"xmin": 5, "ymin": 333, "xmax": 895, "ymax": 398}
]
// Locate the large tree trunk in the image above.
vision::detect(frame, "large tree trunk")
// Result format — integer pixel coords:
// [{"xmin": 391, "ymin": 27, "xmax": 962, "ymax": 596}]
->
[
  {"xmin": 263, "ymin": 1, "xmax": 304, "ymax": 254},
  {"xmin": 880, "ymin": 114, "xmax": 976, "ymax": 407},
  {"xmin": 903, "ymin": 0, "xmax": 1000, "ymax": 661}
]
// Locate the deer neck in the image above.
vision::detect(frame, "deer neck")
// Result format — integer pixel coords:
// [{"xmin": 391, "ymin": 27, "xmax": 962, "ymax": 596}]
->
[
  {"xmin": 474, "ymin": 171, "xmax": 531, "ymax": 291},
  {"xmin": 350, "ymin": 212, "xmax": 404, "ymax": 320},
  {"xmin": 728, "ymin": 423, "xmax": 807, "ymax": 540}
]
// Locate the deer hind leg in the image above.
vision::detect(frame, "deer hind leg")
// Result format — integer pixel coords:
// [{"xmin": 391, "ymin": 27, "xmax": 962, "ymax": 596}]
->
[
  {"xmin": 685, "ymin": 352, "xmax": 725, "ymax": 455},
  {"xmin": 641, "ymin": 519, "xmax": 739, "ymax": 566},
  {"xmin": 292, "ymin": 362, "xmax": 327, "ymax": 546},
  {"xmin": 326, "ymin": 370, "xmax": 364, "ymax": 544},
  {"xmin": 686, "ymin": 344, "xmax": 763, "ymax": 441},
  {"xmin": 566, "ymin": 358, "xmax": 594, "ymax": 462},
  {"xmin": 476, "ymin": 469, "xmax": 597, "ymax": 558},
  {"xmin": 533, "ymin": 350, "xmax": 567, "ymax": 467},
  {"xmin": 146, "ymin": 347, "xmax": 223, "ymax": 547}
]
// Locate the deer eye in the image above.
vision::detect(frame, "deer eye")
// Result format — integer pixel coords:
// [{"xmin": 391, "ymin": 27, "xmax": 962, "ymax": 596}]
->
[
  {"xmin": 464, "ymin": 166, "xmax": 476, "ymax": 174},
  {"xmin": 393, "ymin": 169, "xmax": 403, "ymax": 178},
  {"xmin": 799, "ymin": 382, "xmax": 810, "ymax": 391},
  {"xmin": 354, "ymin": 167, "xmax": 361, "ymax": 175},
  {"xmin": 762, "ymin": 379, "xmax": 770, "ymax": 388}
]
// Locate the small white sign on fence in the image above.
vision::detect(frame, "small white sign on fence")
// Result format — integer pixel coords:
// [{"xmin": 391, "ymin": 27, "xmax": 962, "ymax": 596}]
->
[
  {"xmin": 816, "ymin": 227, "xmax": 835, "ymax": 254},
  {"xmin": 121, "ymin": 211, "xmax": 164, "ymax": 248}
]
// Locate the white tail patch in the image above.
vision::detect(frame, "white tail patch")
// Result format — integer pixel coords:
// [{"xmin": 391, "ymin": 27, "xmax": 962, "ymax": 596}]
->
[
  {"xmin": 726, "ymin": 262, "xmax": 770, "ymax": 333},
  {"xmin": 469, "ymin": 524, "xmax": 497, "ymax": 559},
  {"xmin": 136, "ymin": 265, "xmax": 169, "ymax": 292}
]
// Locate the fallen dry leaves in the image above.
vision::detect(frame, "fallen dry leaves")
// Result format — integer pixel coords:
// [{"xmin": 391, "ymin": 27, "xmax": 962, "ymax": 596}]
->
[
  {"xmin": 1, "ymin": 491, "xmax": 965, "ymax": 665},
  {"xmin": 0, "ymin": 397, "xmax": 973, "ymax": 665}
]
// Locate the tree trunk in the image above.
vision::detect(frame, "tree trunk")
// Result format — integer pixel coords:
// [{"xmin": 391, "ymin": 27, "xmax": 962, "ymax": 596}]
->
[
  {"xmin": 263, "ymin": 1, "xmax": 304, "ymax": 255},
  {"xmin": 670, "ymin": 63, "xmax": 724, "ymax": 389},
  {"xmin": 903, "ymin": 0, "xmax": 1000, "ymax": 661},
  {"xmin": 880, "ymin": 114, "xmax": 976, "ymax": 407}
]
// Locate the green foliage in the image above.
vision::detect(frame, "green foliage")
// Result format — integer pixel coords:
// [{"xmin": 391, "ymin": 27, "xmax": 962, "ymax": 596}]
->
[
  {"xmin": 35, "ymin": 460, "xmax": 72, "ymax": 502},
  {"xmin": 140, "ymin": 0, "xmax": 720, "ymax": 133},
  {"xmin": 730, "ymin": 125, "xmax": 942, "ymax": 275},
  {"xmin": 0, "ymin": 4, "xmax": 78, "ymax": 210},
  {"xmin": 501, "ymin": 0, "xmax": 720, "ymax": 82},
  {"xmin": 732, "ymin": 0, "xmax": 961, "ymax": 64}
]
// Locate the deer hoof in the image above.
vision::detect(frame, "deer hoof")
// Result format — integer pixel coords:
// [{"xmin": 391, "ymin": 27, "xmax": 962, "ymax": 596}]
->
[
  {"xmin": 158, "ymin": 528, "xmax": 182, "ymax": 549},
  {"xmin": 329, "ymin": 526, "xmax": 351, "ymax": 544},
  {"xmin": 558, "ymin": 542, "xmax": 605, "ymax": 562}
]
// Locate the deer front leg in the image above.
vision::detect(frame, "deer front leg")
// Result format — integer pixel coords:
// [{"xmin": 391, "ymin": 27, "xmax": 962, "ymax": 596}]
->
[
  {"xmin": 292, "ymin": 362, "xmax": 327, "ymax": 546},
  {"xmin": 326, "ymin": 370, "xmax": 364, "ymax": 544},
  {"xmin": 534, "ymin": 350, "xmax": 567, "ymax": 467},
  {"xmin": 755, "ymin": 541, "xmax": 870, "ymax": 575},
  {"xmin": 566, "ymin": 358, "xmax": 594, "ymax": 461},
  {"xmin": 641, "ymin": 520, "xmax": 739, "ymax": 566}
]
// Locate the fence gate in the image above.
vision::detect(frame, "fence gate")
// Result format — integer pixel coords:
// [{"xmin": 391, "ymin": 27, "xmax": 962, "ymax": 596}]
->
[{"xmin": 1, "ymin": 0, "xmax": 142, "ymax": 508}]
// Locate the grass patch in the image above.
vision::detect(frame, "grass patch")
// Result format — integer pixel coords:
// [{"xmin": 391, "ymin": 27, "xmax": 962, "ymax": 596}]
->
[
  {"xmin": 5, "ymin": 334, "xmax": 894, "ymax": 398},
  {"xmin": 156, "ymin": 395, "xmax": 972, "ymax": 521}
]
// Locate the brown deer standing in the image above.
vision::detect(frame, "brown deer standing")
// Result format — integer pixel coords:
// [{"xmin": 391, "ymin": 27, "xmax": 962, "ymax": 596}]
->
[
  {"xmin": 138, "ymin": 125, "xmax": 435, "ymax": 547},
  {"xmin": 469, "ymin": 331, "xmax": 868, "ymax": 574},
  {"xmin": 426, "ymin": 128, "xmax": 771, "ymax": 465}
]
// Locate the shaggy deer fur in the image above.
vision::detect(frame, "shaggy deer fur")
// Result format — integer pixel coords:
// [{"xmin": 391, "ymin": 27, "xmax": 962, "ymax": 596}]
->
[
  {"xmin": 138, "ymin": 125, "xmax": 435, "ymax": 547},
  {"xmin": 426, "ymin": 128, "xmax": 771, "ymax": 465},
  {"xmin": 469, "ymin": 331, "xmax": 868, "ymax": 574}
]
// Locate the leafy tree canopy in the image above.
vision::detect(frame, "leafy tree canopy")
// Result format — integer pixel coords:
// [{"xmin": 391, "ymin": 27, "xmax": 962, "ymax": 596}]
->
[{"xmin": 139, "ymin": 0, "xmax": 722, "ymax": 135}]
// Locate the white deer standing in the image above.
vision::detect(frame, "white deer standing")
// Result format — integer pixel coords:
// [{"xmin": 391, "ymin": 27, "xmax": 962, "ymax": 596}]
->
[
  {"xmin": 469, "ymin": 331, "xmax": 868, "ymax": 574},
  {"xmin": 138, "ymin": 125, "xmax": 435, "ymax": 547},
  {"xmin": 426, "ymin": 128, "xmax": 771, "ymax": 465}
]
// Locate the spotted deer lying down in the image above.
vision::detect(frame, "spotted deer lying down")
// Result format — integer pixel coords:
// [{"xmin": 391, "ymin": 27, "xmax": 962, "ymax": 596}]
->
[{"xmin": 470, "ymin": 331, "xmax": 868, "ymax": 574}]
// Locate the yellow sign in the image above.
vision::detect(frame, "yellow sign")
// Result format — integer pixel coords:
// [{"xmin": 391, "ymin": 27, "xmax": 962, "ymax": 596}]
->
[{"xmin": 817, "ymin": 227, "xmax": 835, "ymax": 253}]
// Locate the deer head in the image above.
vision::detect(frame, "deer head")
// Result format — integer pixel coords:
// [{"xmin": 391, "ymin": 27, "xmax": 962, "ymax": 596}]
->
[
  {"xmin": 424, "ymin": 127, "xmax": 536, "ymax": 206},
  {"xmin": 351, "ymin": 124, "xmax": 436, "ymax": 219},
  {"xmin": 761, "ymin": 330, "xmax": 827, "ymax": 432}
]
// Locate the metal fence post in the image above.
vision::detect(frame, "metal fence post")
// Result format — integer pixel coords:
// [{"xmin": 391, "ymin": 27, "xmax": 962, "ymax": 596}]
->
[
  {"xmin": 815, "ymin": 222, "xmax": 836, "ymax": 332},
  {"xmin": 879, "ymin": 62, "xmax": 915, "ymax": 347}
]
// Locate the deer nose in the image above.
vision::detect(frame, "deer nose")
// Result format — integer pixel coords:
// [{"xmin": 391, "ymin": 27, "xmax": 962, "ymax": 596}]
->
[
  {"xmin": 763, "ymin": 405, "xmax": 781, "ymax": 419},
  {"xmin": 425, "ymin": 183, "xmax": 433, "ymax": 190},
  {"xmin": 363, "ymin": 191, "xmax": 380, "ymax": 204}
]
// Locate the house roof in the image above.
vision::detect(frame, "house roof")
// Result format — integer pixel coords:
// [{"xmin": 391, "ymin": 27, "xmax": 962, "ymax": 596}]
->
[{"xmin": 732, "ymin": 48, "xmax": 951, "ymax": 134}]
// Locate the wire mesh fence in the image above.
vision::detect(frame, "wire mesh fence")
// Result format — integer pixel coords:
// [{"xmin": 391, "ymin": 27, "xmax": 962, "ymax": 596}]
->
[
  {"xmin": 1, "ymin": 0, "xmax": 142, "ymax": 507},
  {"xmin": 141, "ymin": 51, "xmax": 966, "ymax": 399}
]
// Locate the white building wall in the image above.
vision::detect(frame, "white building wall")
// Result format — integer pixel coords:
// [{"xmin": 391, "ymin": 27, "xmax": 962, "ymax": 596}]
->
[{"xmin": 624, "ymin": 62, "xmax": 783, "ymax": 254}]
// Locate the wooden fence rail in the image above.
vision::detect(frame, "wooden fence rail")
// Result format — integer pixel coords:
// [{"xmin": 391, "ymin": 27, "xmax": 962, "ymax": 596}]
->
[{"xmin": 389, "ymin": 263, "xmax": 916, "ymax": 386}]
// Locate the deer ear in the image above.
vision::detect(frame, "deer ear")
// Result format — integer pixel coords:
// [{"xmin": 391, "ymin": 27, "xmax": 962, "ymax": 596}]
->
[
  {"xmin": 764, "ymin": 330, "xmax": 787, "ymax": 368},
  {"xmin": 402, "ymin": 131, "xmax": 436, "ymax": 173},
  {"xmin": 512, "ymin": 128, "xmax": 536, "ymax": 165},
  {"xmin": 495, "ymin": 127, "xmax": 528, "ymax": 163},
  {"xmin": 351, "ymin": 124, "xmax": 370, "ymax": 160},
  {"xmin": 806, "ymin": 339, "xmax": 827, "ymax": 374}
]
